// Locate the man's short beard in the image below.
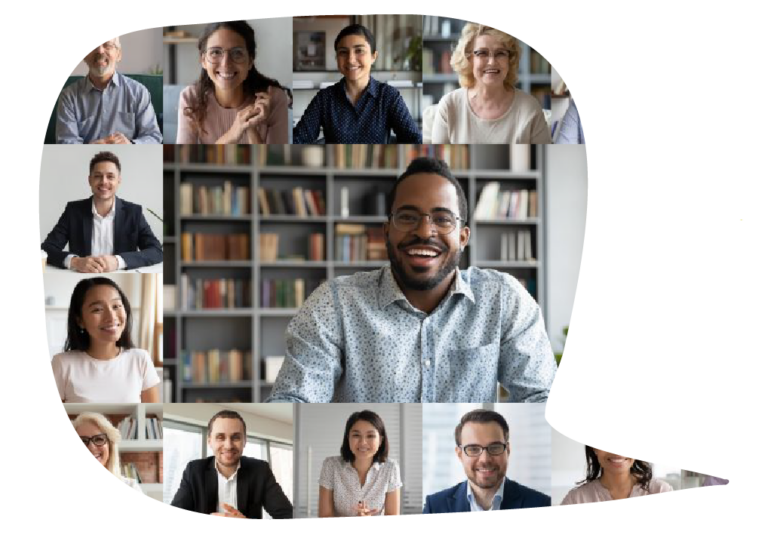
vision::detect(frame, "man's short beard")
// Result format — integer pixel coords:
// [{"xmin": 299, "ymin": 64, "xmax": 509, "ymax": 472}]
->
[{"xmin": 387, "ymin": 238, "xmax": 462, "ymax": 291}]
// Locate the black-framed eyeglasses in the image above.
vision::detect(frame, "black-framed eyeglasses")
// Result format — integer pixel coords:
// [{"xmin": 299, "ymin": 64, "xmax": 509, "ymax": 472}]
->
[
  {"xmin": 80, "ymin": 433, "xmax": 108, "ymax": 447},
  {"xmin": 459, "ymin": 442, "xmax": 508, "ymax": 457},
  {"xmin": 204, "ymin": 47, "xmax": 248, "ymax": 64},
  {"xmin": 389, "ymin": 210, "xmax": 464, "ymax": 235}
]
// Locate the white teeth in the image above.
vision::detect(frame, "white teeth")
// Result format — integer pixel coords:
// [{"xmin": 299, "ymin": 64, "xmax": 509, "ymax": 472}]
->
[{"xmin": 406, "ymin": 249, "xmax": 438, "ymax": 257}]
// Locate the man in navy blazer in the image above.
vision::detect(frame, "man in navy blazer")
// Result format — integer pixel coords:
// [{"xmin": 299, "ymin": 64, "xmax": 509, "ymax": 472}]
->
[
  {"xmin": 171, "ymin": 410, "xmax": 293, "ymax": 519},
  {"xmin": 41, "ymin": 150, "xmax": 162, "ymax": 271},
  {"xmin": 423, "ymin": 409, "xmax": 550, "ymax": 513}
]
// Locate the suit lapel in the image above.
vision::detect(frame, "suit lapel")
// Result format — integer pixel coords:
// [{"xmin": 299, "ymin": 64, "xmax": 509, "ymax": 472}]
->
[
  {"xmin": 501, "ymin": 479, "xmax": 520, "ymax": 509},
  {"xmin": 82, "ymin": 198, "xmax": 93, "ymax": 256},
  {"xmin": 451, "ymin": 481, "xmax": 471, "ymax": 512},
  {"xmin": 113, "ymin": 197, "xmax": 124, "ymax": 253},
  {"xmin": 205, "ymin": 458, "xmax": 218, "ymax": 514}
]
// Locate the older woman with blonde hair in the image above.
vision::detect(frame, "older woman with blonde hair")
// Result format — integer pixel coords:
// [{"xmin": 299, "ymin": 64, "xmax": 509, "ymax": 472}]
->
[
  {"xmin": 72, "ymin": 412, "xmax": 143, "ymax": 492},
  {"xmin": 431, "ymin": 23, "xmax": 550, "ymax": 144}
]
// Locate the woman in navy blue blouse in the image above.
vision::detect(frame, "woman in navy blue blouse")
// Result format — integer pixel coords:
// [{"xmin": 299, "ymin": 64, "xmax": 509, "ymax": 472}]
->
[{"xmin": 293, "ymin": 24, "xmax": 421, "ymax": 144}]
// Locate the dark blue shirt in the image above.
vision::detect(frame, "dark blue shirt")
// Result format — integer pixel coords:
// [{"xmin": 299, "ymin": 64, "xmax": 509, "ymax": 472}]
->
[{"xmin": 293, "ymin": 77, "xmax": 421, "ymax": 144}]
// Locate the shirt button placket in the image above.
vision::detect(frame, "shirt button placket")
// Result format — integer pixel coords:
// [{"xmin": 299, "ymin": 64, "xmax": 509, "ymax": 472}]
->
[{"xmin": 420, "ymin": 318, "xmax": 433, "ymax": 403}]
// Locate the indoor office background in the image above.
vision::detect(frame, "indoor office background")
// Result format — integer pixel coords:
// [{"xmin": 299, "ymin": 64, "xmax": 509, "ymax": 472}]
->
[
  {"xmin": 43, "ymin": 272, "xmax": 163, "ymax": 371},
  {"xmin": 45, "ymin": 28, "xmax": 164, "ymax": 144},
  {"xmin": 161, "ymin": 143, "xmax": 587, "ymax": 402},
  {"xmin": 422, "ymin": 403, "xmax": 551, "ymax": 506},
  {"xmin": 293, "ymin": 403, "xmax": 423, "ymax": 517},
  {"xmin": 550, "ymin": 429, "xmax": 683, "ymax": 506},
  {"xmin": 162, "ymin": 18, "xmax": 294, "ymax": 143},
  {"xmin": 162, "ymin": 403, "xmax": 294, "ymax": 517},
  {"xmin": 39, "ymin": 144, "xmax": 164, "ymax": 253},
  {"xmin": 292, "ymin": 15, "xmax": 423, "ymax": 136}
]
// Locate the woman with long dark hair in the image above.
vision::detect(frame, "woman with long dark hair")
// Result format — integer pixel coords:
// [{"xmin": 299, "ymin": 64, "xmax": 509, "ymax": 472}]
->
[
  {"xmin": 318, "ymin": 410, "xmax": 401, "ymax": 517},
  {"xmin": 51, "ymin": 277, "xmax": 160, "ymax": 403},
  {"xmin": 177, "ymin": 20, "xmax": 289, "ymax": 144},
  {"xmin": 560, "ymin": 446, "xmax": 672, "ymax": 504}
]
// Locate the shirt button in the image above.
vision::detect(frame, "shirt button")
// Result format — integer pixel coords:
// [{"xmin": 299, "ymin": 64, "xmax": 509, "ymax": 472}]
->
[{"xmin": 424, "ymin": 359, "xmax": 431, "ymax": 367}]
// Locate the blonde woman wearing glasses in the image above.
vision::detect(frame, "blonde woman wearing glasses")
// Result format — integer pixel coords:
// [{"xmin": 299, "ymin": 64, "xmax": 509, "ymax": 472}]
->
[
  {"xmin": 177, "ymin": 20, "xmax": 289, "ymax": 144},
  {"xmin": 431, "ymin": 23, "xmax": 550, "ymax": 144},
  {"xmin": 72, "ymin": 412, "xmax": 143, "ymax": 492}
]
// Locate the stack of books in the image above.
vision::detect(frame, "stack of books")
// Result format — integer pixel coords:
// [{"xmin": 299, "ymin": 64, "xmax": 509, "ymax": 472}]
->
[
  {"xmin": 260, "ymin": 278, "xmax": 324, "ymax": 308},
  {"xmin": 181, "ymin": 233, "xmax": 250, "ymax": 261},
  {"xmin": 179, "ymin": 275, "xmax": 251, "ymax": 309},
  {"xmin": 181, "ymin": 349, "xmax": 252, "ymax": 384},
  {"xmin": 180, "ymin": 181, "xmax": 250, "ymax": 216},
  {"xmin": 475, "ymin": 183, "xmax": 538, "ymax": 220},
  {"xmin": 257, "ymin": 187, "xmax": 326, "ymax": 216}
]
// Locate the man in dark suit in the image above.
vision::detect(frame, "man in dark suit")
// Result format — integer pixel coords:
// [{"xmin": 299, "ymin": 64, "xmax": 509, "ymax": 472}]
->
[
  {"xmin": 41, "ymin": 150, "xmax": 162, "ymax": 272},
  {"xmin": 171, "ymin": 410, "xmax": 293, "ymax": 519},
  {"xmin": 423, "ymin": 409, "xmax": 550, "ymax": 513}
]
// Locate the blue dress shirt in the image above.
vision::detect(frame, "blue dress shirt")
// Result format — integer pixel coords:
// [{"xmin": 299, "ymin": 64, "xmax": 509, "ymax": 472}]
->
[
  {"xmin": 267, "ymin": 265, "xmax": 556, "ymax": 403},
  {"xmin": 293, "ymin": 77, "xmax": 421, "ymax": 144},
  {"xmin": 555, "ymin": 98, "xmax": 585, "ymax": 144},
  {"xmin": 467, "ymin": 480, "xmax": 505, "ymax": 511},
  {"xmin": 56, "ymin": 72, "xmax": 162, "ymax": 144}
]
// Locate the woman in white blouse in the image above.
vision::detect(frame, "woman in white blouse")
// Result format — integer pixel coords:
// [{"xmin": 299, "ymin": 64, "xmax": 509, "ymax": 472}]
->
[
  {"xmin": 431, "ymin": 23, "xmax": 550, "ymax": 144},
  {"xmin": 72, "ymin": 411, "xmax": 143, "ymax": 493},
  {"xmin": 560, "ymin": 446, "xmax": 672, "ymax": 504},
  {"xmin": 51, "ymin": 277, "xmax": 160, "ymax": 403},
  {"xmin": 319, "ymin": 410, "xmax": 402, "ymax": 517}
]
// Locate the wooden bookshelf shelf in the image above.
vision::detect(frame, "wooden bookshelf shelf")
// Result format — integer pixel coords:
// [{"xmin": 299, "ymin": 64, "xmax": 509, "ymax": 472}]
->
[
  {"xmin": 180, "ymin": 261, "xmax": 252, "ymax": 268},
  {"xmin": 180, "ymin": 215, "xmax": 253, "ymax": 222}
]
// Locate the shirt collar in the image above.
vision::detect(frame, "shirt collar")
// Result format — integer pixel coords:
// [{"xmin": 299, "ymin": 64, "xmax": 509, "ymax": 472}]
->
[
  {"xmin": 92, "ymin": 198, "xmax": 116, "ymax": 220},
  {"xmin": 377, "ymin": 264, "xmax": 475, "ymax": 310},
  {"xmin": 214, "ymin": 459, "xmax": 241, "ymax": 481},
  {"xmin": 85, "ymin": 71, "xmax": 120, "ymax": 92},
  {"xmin": 337, "ymin": 76, "xmax": 380, "ymax": 100},
  {"xmin": 466, "ymin": 479, "xmax": 505, "ymax": 510}
]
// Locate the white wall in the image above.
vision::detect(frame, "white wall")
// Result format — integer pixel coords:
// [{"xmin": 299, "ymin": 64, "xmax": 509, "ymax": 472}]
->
[
  {"xmin": 69, "ymin": 28, "xmax": 163, "ymax": 76},
  {"xmin": 39, "ymin": 145, "xmax": 163, "ymax": 246},
  {"xmin": 164, "ymin": 18, "xmax": 293, "ymax": 88},
  {"xmin": 545, "ymin": 145, "xmax": 588, "ymax": 354}
]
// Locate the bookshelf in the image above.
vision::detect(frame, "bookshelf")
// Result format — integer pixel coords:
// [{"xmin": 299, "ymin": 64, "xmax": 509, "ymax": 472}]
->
[
  {"xmin": 164, "ymin": 144, "xmax": 545, "ymax": 402},
  {"xmin": 65, "ymin": 403, "xmax": 163, "ymax": 500},
  {"xmin": 421, "ymin": 16, "xmax": 552, "ymax": 110}
]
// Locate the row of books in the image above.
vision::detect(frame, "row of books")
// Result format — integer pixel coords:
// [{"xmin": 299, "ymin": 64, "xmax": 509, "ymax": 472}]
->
[
  {"xmin": 335, "ymin": 224, "xmax": 387, "ymax": 262},
  {"xmin": 475, "ymin": 183, "xmax": 538, "ymax": 220},
  {"xmin": 259, "ymin": 233, "xmax": 326, "ymax": 262},
  {"xmin": 501, "ymin": 231, "xmax": 535, "ymax": 262},
  {"xmin": 261, "ymin": 278, "xmax": 324, "ymax": 308},
  {"xmin": 116, "ymin": 416, "xmax": 137, "ymax": 440},
  {"xmin": 181, "ymin": 233, "xmax": 250, "ymax": 261},
  {"xmin": 179, "ymin": 182, "xmax": 251, "ymax": 216},
  {"xmin": 422, "ymin": 48, "xmax": 454, "ymax": 75},
  {"xmin": 333, "ymin": 144, "xmax": 399, "ymax": 169},
  {"xmin": 145, "ymin": 417, "xmax": 163, "ymax": 440},
  {"xmin": 179, "ymin": 275, "xmax": 252, "ymax": 310},
  {"xmin": 406, "ymin": 145, "xmax": 469, "ymax": 170},
  {"xmin": 121, "ymin": 463, "xmax": 145, "ymax": 483},
  {"xmin": 176, "ymin": 144, "xmax": 253, "ymax": 165},
  {"xmin": 181, "ymin": 349, "xmax": 253, "ymax": 384},
  {"xmin": 257, "ymin": 187, "xmax": 327, "ymax": 216}
]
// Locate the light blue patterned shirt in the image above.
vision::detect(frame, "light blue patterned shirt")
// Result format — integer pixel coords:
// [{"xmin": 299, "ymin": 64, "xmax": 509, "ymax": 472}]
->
[
  {"xmin": 555, "ymin": 98, "xmax": 585, "ymax": 144},
  {"xmin": 267, "ymin": 265, "xmax": 556, "ymax": 403},
  {"xmin": 56, "ymin": 72, "xmax": 162, "ymax": 144},
  {"xmin": 467, "ymin": 480, "xmax": 505, "ymax": 511}
]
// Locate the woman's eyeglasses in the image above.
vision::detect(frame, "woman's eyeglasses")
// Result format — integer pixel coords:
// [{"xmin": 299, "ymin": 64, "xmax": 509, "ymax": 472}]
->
[
  {"xmin": 204, "ymin": 47, "xmax": 248, "ymax": 64},
  {"xmin": 80, "ymin": 433, "xmax": 108, "ymax": 447},
  {"xmin": 471, "ymin": 49, "xmax": 512, "ymax": 62}
]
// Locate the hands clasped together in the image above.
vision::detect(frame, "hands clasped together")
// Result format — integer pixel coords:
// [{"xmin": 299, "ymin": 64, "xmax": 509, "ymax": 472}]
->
[
  {"xmin": 220, "ymin": 87, "xmax": 273, "ymax": 144},
  {"xmin": 71, "ymin": 255, "xmax": 119, "ymax": 273},
  {"xmin": 212, "ymin": 503, "xmax": 246, "ymax": 518},
  {"xmin": 355, "ymin": 500, "xmax": 381, "ymax": 517},
  {"xmin": 91, "ymin": 132, "xmax": 131, "ymax": 144}
]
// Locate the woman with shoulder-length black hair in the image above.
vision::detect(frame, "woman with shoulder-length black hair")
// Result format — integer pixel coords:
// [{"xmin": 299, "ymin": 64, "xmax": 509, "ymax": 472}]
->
[
  {"xmin": 51, "ymin": 277, "xmax": 160, "ymax": 403},
  {"xmin": 560, "ymin": 446, "xmax": 672, "ymax": 504},
  {"xmin": 177, "ymin": 20, "xmax": 290, "ymax": 144},
  {"xmin": 318, "ymin": 410, "xmax": 402, "ymax": 517},
  {"xmin": 293, "ymin": 23, "xmax": 421, "ymax": 144}
]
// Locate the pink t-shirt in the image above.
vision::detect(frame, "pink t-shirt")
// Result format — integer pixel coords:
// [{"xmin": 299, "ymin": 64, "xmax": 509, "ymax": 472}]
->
[
  {"xmin": 52, "ymin": 348, "xmax": 160, "ymax": 403},
  {"xmin": 177, "ymin": 85, "xmax": 289, "ymax": 144},
  {"xmin": 561, "ymin": 478, "xmax": 672, "ymax": 505}
]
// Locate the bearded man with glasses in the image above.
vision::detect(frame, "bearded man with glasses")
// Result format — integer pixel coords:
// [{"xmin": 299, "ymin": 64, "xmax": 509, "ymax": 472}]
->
[
  {"xmin": 268, "ymin": 156, "xmax": 556, "ymax": 403},
  {"xmin": 424, "ymin": 409, "xmax": 550, "ymax": 513}
]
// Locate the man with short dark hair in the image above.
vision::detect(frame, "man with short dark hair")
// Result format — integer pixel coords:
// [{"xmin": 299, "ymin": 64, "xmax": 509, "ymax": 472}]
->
[
  {"xmin": 41, "ymin": 151, "xmax": 162, "ymax": 272},
  {"xmin": 170, "ymin": 410, "xmax": 293, "ymax": 519},
  {"xmin": 423, "ymin": 409, "xmax": 550, "ymax": 513},
  {"xmin": 268, "ymin": 157, "xmax": 556, "ymax": 403},
  {"xmin": 56, "ymin": 37, "xmax": 162, "ymax": 144}
]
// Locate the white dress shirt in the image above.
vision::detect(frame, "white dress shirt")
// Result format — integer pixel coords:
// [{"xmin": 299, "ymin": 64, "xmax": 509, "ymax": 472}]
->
[
  {"xmin": 65, "ymin": 199, "xmax": 126, "ymax": 270},
  {"xmin": 215, "ymin": 459, "xmax": 241, "ymax": 514}
]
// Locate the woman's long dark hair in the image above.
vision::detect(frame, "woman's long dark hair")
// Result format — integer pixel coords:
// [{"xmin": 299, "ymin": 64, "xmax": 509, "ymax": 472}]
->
[
  {"xmin": 581, "ymin": 446, "xmax": 654, "ymax": 491},
  {"xmin": 340, "ymin": 410, "xmax": 389, "ymax": 464},
  {"xmin": 64, "ymin": 277, "xmax": 134, "ymax": 352},
  {"xmin": 184, "ymin": 20, "xmax": 290, "ymax": 135}
]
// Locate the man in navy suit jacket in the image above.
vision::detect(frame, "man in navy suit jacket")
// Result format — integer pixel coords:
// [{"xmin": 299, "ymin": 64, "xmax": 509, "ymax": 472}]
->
[
  {"xmin": 171, "ymin": 410, "xmax": 293, "ymax": 519},
  {"xmin": 423, "ymin": 409, "xmax": 550, "ymax": 513},
  {"xmin": 41, "ymin": 150, "xmax": 162, "ymax": 271}
]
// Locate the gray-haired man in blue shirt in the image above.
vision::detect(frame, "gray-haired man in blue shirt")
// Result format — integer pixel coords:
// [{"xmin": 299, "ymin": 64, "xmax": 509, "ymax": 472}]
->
[
  {"xmin": 268, "ymin": 157, "xmax": 556, "ymax": 403},
  {"xmin": 56, "ymin": 37, "xmax": 162, "ymax": 144}
]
